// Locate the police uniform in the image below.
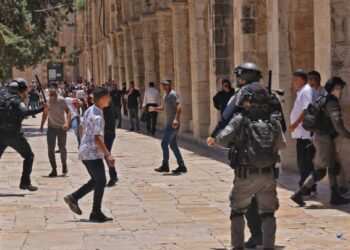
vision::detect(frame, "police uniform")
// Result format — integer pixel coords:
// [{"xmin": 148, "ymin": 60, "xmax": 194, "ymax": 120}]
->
[
  {"xmin": 292, "ymin": 92, "xmax": 350, "ymax": 206},
  {"xmin": 0, "ymin": 80, "xmax": 43, "ymax": 191},
  {"xmin": 216, "ymin": 108, "xmax": 286, "ymax": 249}
]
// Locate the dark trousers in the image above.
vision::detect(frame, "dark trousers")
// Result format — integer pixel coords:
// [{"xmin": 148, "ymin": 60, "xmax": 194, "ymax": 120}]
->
[
  {"xmin": 128, "ymin": 108, "xmax": 140, "ymax": 130},
  {"xmin": 245, "ymin": 196, "xmax": 262, "ymax": 238},
  {"xmin": 47, "ymin": 126, "xmax": 67, "ymax": 170},
  {"xmin": 72, "ymin": 159, "xmax": 106, "ymax": 213},
  {"xmin": 0, "ymin": 131, "xmax": 34, "ymax": 185},
  {"xmin": 115, "ymin": 105, "xmax": 122, "ymax": 127},
  {"xmin": 104, "ymin": 131, "xmax": 117, "ymax": 180},
  {"xmin": 145, "ymin": 103, "xmax": 158, "ymax": 134},
  {"xmin": 296, "ymin": 138, "xmax": 316, "ymax": 192}
]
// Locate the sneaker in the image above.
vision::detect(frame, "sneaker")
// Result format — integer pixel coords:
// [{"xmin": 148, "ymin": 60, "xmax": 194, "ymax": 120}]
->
[
  {"xmin": 64, "ymin": 195, "xmax": 82, "ymax": 215},
  {"xmin": 154, "ymin": 165, "xmax": 170, "ymax": 173},
  {"xmin": 89, "ymin": 212, "xmax": 113, "ymax": 222},
  {"xmin": 172, "ymin": 165, "xmax": 187, "ymax": 174},
  {"xmin": 48, "ymin": 170, "xmax": 58, "ymax": 177},
  {"xmin": 330, "ymin": 194, "xmax": 350, "ymax": 205},
  {"xmin": 290, "ymin": 192, "xmax": 305, "ymax": 207},
  {"xmin": 245, "ymin": 235, "xmax": 262, "ymax": 248},
  {"xmin": 19, "ymin": 183, "xmax": 38, "ymax": 191},
  {"xmin": 107, "ymin": 178, "xmax": 118, "ymax": 187}
]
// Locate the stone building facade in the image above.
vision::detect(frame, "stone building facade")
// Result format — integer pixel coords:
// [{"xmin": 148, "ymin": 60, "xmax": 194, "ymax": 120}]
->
[{"xmin": 13, "ymin": 0, "xmax": 350, "ymax": 177}]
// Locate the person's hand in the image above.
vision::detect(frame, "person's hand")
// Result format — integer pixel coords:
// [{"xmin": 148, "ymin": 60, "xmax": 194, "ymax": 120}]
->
[
  {"xmin": 149, "ymin": 106, "xmax": 155, "ymax": 112},
  {"xmin": 207, "ymin": 137, "xmax": 216, "ymax": 146},
  {"xmin": 39, "ymin": 126, "xmax": 44, "ymax": 134},
  {"xmin": 172, "ymin": 119, "xmax": 179, "ymax": 129},
  {"xmin": 62, "ymin": 123, "xmax": 69, "ymax": 131},
  {"xmin": 107, "ymin": 155, "xmax": 115, "ymax": 167},
  {"xmin": 289, "ymin": 123, "xmax": 298, "ymax": 132}
]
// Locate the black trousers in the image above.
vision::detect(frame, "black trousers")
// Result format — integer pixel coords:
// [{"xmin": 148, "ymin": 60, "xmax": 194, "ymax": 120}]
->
[
  {"xmin": 104, "ymin": 131, "xmax": 117, "ymax": 180},
  {"xmin": 0, "ymin": 131, "xmax": 34, "ymax": 185},
  {"xmin": 145, "ymin": 103, "xmax": 158, "ymax": 134},
  {"xmin": 296, "ymin": 138, "xmax": 316, "ymax": 192},
  {"xmin": 115, "ymin": 105, "xmax": 122, "ymax": 127},
  {"xmin": 72, "ymin": 159, "xmax": 106, "ymax": 213},
  {"xmin": 246, "ymin": 196, "xmax": 262, "ymax": 237}
]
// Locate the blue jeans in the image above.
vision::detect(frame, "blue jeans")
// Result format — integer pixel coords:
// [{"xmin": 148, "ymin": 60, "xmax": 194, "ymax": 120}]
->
[
  {"xmin": 70, "ymin": 116, "xmax": 81, "ymax": 145},
  {"xmin": 28, "ymin": 100, "xmax": 38, "ymax": 110},
  {"xmin": 161, "ymin": 124, "xmax": 184, "ymax": 167}
]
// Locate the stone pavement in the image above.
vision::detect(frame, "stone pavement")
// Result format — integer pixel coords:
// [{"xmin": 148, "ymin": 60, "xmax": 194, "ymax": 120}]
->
[{"xmin": 1, "ymin": 116, "xmax": 350, "ymax": 250}]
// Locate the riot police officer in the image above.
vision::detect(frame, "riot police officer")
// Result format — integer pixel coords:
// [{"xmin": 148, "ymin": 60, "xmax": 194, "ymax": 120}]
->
[
  {"xmin": 208, "ymin": 63, "xmax": 267, "ymax": 248},
  {"xmin": 291, "ymin": 77, "xmax": 350, "ymax": 206},
  {"xmin": 0, "ymin": 78, "xmax": 45, "ymax": 191},
  {"xmin": 214, "ymin": 83, "xmax": 286, "ymax": 250}
]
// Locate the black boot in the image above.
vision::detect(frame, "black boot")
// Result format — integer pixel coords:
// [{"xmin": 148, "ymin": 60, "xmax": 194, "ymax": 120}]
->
[
  {"xmin": 89, "ymin": 212, "xmax": 113, "ymax": 222},
  {"xmin": 62, "ymin": 164, "xmax": 68, "ymax": 175},
  {"xmin": 330, "ymin": 187, "xmax": 350, "ymax": 205},
  {"xmin": 154, "ymin": 165, "xmax": 170, "ymax": 173},
  {"xmin": 290, "ymin": 186, "xmax": 310, "ymax": 207},
  {"xmin": 64, "ymin": 195, "xmax": 82, "ymax": 215},
  {"xmin": 172, "ymin": 165, "xmax": 187, "ymax": 174},
  {"xmin": 48, "ymin": 169, "xmax": 58, "ymax": 177},
  {"xmin": 245, "ymin": 234, "xmax": 262, "ymax": 248},
  {"xmin": 19, "ymin": 183, "xmax": 38, "ymax": 191}
]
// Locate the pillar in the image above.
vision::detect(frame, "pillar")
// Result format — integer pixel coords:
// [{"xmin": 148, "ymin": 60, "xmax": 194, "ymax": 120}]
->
[
  {"xmin": 188, "ymin": 0, "xmax": 211, "ymax": 140},
  {"xmin": 130, "ymin": 19, "xmax": 145, "ymax": 92},
  {"xmin": 170, "ymin": 1, "xmax": 193, "ymax": 132},
  {"xmin": 116, "ymin": 30, "xmax": 126, "ymax": 85},
  {"xmin": 122, "ymin": 24, "xmax": 134, "ymax": 85},
  {"xmin": 142, "ymin": 14, "xmax": 160, "ymax": 90}
]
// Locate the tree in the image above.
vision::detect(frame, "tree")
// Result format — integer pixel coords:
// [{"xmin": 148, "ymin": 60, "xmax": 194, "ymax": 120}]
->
[{"xmin": 0, "ymin": 0, "xmax": 76, "ymax": 80}]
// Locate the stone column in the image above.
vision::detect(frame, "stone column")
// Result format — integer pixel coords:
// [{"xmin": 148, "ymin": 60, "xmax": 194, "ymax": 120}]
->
[
  {"xmin": 130, "ymin": 19, "xmax": 145, "ymax": 92},
  {"xmin": 170, "ymin": 1, "xmax": 192, "ymax": 132},
  {"xmin": 209, "ymin": 0, "xmax": 234, "ymax": 132},
  {"xmin": 156, "ymin": 9, "xmax": 174, "ymax": 83},
  {"xmin": 329, "ymin": 0, "xmax": 350, "ymax": 182},
  {"xmin": 111, "ymin": 34, "xmax": 119, "ymax": 83},
  {"xmin": 142, "ymin": 14, "xmax": 160, "ymax": 90},
  {"xmin": 188, "ymin": 0, "xmax": 210, "ymax": 140},
  {"xmin": 116, "ymin": 30, "xmax": 126, "ymax": 84},
  {"xmin": 122, "ymin": 24, "xmax": 134, "ymax": 85},
  {"xmin": 267, "ymin": 0, "xmax": 315, "ymax": 170}
]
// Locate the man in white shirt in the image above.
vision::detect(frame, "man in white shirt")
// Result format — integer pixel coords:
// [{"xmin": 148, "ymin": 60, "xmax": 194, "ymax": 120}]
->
[
  {"xmin": 290, "ymin": 70, "xmax": 316, "ymax": 195},
  {"xmin": 143, "ymin": 82, "xmax": 160, "ymax": 135}
]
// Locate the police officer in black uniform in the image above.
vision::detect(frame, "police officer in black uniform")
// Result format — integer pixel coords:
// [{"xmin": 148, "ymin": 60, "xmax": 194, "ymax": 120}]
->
[
  {"xmin": 208, "ymin": 62, "xmax": 285, "ymax": 248},
  {"xmin": 0, "ymin": 78, "xmax": 45, "ymax": 191}
]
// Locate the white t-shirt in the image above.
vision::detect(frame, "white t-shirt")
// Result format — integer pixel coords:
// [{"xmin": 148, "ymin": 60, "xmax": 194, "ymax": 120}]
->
[
  {"xmin": 65, "ymin": 97, "xmax": 79, "ymax": 119},
  {"xmin": 290, "ymin": 83, "xmax": 313, "ymax": 139}
]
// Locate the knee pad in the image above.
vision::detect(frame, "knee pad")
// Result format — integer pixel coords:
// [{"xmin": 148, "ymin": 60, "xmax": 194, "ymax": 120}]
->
[
  {"xmin": 312, "ymin": 169, "xmax": 327, "ymax": 182},
  {"xmin": 230, "ymin": 211, "xmax": 244, "ymax": 220},
  {"xmin": 260, "ymin": 213, "xmax": 275, "ymax": 221}
]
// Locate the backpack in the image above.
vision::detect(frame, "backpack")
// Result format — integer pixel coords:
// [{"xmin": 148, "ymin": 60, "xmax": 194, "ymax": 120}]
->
[
  {"xmin": 0, "ymin": 93, "xmax": 21, "ymax": 131},
  {"xmin": 238, "ymin": 116, "xmax": 280, "ymax": 168},
  {"xmin": 302, "ymin": 95, "xmax": 327, "ymax": 132}
]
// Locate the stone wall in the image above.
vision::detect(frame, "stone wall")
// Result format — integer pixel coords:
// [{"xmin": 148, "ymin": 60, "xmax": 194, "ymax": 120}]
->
[{"xmin": 11, "ymin": 0, "xmax": 350, "ymax": 178}]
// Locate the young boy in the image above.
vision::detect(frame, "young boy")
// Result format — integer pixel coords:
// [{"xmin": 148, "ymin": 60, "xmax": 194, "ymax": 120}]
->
[{"xmin": 64, "ymin": 87, "xmax": 115, "ymax": 222}]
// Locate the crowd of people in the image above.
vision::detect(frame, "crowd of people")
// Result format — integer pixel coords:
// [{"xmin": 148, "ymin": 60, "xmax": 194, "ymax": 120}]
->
[{"xmin": 0, "ymin": 62, "xmax": 349, "ymax": 249}]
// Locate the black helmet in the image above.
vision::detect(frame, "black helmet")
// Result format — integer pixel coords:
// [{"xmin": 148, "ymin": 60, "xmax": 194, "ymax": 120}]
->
[
  {"xmin": 234, "ymin": 62, "xmax": 262, "ymax": 83},
  {"xmin": 241, "ymin": 83, "xmax": 269, "ymax": 106},
  {"xmin": 8, "ymin": 78, "xmax": 28, "ymax": 93},
  {"xmin": 325, "ymin": 77, "xmax": 346, "ymax": 93}
]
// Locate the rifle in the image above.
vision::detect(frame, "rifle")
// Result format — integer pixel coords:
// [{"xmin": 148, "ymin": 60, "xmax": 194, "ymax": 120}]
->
[
  {"xmin": 35, "ymin": 75, "xmax": 47, "ymax": 103},
  {"xmin": 267, "ymin": 70, "xmax": 284, "ymax": 96}
]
